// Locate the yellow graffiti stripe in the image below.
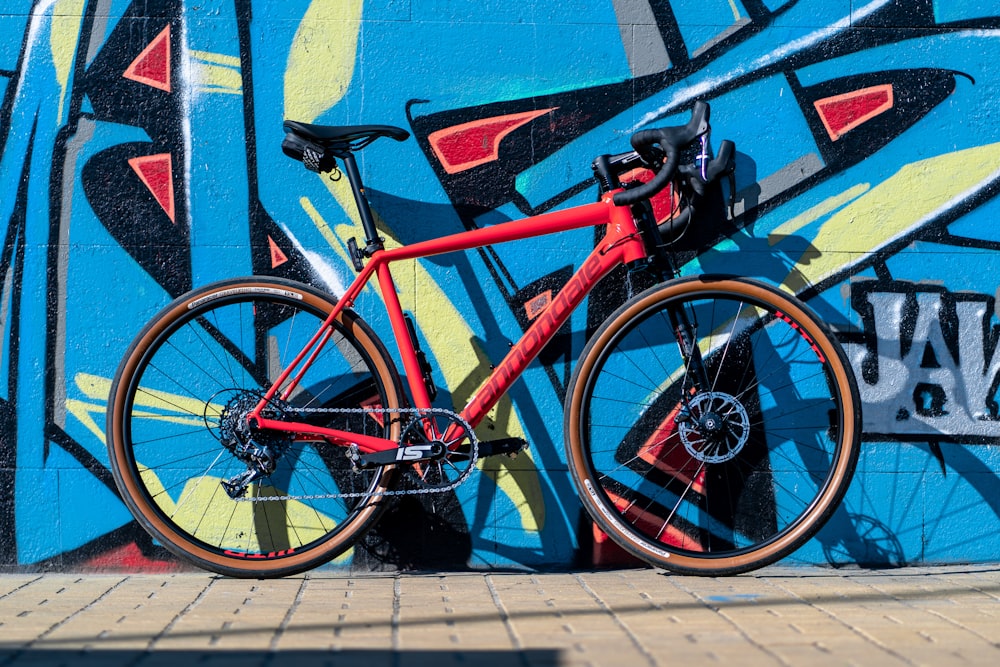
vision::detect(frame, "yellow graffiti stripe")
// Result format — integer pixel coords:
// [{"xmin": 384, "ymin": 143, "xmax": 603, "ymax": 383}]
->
[
  {"xmin": 75, "ymin": 372, "xmax": 108, "ymax": 400},
  {"xmin": 726, "ymin": 0, "xmax": 742, "ymax": 21},
  {"xmin": 316, "ymin": 175, "xmax": 544, "ymax": 532},
  {"xmin": 67, "ymin": 374, "xmax": 109, "ymax": 443},
  {"xmin": 189, "ymin": 50, "xmax": 241, "ymax": 68},
  {"xmin": 283, "ymin": 0, "xmax": 363, "ymax": 123},
  {"xmin": 49, "ymin": 0, "xmax": 86, "ymax": 123},
  {"xmin": 72, "ymin": 372, "xmax": 340, "ymax": 549},
  {"xmin": 75, "ymin": 371, "xmax": 218, "ymax": 418},
  {"xmin": 189, "ymin": 49, "xmax": 243, "ymax": 95},
  {"xmin": 134, "ymin": 386, "xmax": 221, "ymax": 419},
  {"xmin": 780, "ymin": 142, "xmax": 1000, "ymax": 294},
  {"xmin": 140, "ymin": 467, "xmax": 338, "ymax": 552},
  {"xmin": 65, "ymin": 397, "xmax": 205, "ymax": 448},
  {"xmin": 66, "ymin": 399, "xmax": 105, "ymax": 445},
  {"xmin": 71, "ymin": 372, "xmax": 219, "ymax": 445},
  {"xmin": 768, "ymin": 183, "xmax": 870, "ymax": 246}
]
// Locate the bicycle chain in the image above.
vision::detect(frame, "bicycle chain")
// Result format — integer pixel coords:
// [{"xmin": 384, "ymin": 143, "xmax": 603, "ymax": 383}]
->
[{"xmin": 231, "ymin": 406, "xmax": 479, "ymax": 503}]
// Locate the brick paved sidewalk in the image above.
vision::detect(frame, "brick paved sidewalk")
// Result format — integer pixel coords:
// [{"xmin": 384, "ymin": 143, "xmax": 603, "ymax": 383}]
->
[{"xmin": 2, "ymin": 565, "xmax": 1000, "ymax": 665}]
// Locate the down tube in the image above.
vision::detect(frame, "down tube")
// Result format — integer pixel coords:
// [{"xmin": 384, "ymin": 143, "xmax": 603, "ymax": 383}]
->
[{"xmin": 461, "ymin": 240, "xmax": 630, "ymax": 430}]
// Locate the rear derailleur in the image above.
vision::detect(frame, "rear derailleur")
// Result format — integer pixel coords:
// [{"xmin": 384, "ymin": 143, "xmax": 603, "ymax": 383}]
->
[{"xmin": 213, "ymin": 390, "xmax": 294, "ymax": 499}]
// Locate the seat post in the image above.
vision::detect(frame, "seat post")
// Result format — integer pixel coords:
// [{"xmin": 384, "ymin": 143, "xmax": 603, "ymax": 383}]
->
[{"xmin": 338, "ymin": 150, "xmax": 384, "ymax": 253}]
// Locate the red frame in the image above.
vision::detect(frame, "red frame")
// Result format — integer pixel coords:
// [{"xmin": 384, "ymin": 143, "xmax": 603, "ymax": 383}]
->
[{"xmin": 250, "ymin": 191, "xmax": 647, "ymax": 453}]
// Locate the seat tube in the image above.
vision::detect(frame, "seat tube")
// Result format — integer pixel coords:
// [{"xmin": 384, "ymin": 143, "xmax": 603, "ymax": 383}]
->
[
  {"xmin": 375, "ymin": 260, "xmax": 434, "ymax": 409},
  {"xmin": 340, "ymin": 152, "xmax": 383, "ymax": 250}
]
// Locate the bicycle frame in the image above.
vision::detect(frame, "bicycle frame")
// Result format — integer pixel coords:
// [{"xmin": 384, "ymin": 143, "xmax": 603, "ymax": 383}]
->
[{"xmin": 249, "ymin": 191, "xmax": 648, "ymax": 454}]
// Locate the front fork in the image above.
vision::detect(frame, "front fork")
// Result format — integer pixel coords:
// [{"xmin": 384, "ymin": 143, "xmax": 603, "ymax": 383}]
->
[
  {"xmin": 667, "ymin": 302, "xmax": 712, "ymax": 397},
  {"xmin": 629, "ymin": 199, "xmax": 713, "ymax": 414}
]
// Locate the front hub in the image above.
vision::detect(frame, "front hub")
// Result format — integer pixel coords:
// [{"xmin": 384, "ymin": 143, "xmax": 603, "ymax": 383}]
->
[{"xmin": 677, "ymin": 391, "xmax": 750, "ymax": 464}]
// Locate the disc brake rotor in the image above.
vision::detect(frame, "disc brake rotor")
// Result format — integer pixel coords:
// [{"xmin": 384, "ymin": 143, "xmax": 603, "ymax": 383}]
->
[{"xmin": 677, "ymin": 391, "xmax": 750, "ymax": 464}]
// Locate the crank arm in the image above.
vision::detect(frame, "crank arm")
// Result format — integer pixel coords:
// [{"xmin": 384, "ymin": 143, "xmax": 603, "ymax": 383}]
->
[{"xmin": 353, "ymin": 442, "xmax": 447, "ymax": 468}]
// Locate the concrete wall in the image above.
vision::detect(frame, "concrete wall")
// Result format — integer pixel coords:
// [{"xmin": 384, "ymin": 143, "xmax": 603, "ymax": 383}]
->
[{"xmin": 3, "ymin": 0, "xmax": 1000, "ymax": 572}]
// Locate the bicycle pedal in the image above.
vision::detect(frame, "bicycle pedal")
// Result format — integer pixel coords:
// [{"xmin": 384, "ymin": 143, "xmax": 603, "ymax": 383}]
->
[
  {"xmin": 346, "ymin": 444, "xmax": 364, "ymax": 472},
  {"xmin": 479, "ymin": 438, "xmax": 527, "ymax": 459}
]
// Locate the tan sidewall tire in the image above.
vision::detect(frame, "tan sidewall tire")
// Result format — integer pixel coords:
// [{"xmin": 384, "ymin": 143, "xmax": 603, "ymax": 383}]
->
[
  {"xmin": 565, "ymin": 276, "xmax": 860, "ymax": 575},
  {"xmin": 106, "ymin": 278, "xmax": 403, "ymax": 577}
]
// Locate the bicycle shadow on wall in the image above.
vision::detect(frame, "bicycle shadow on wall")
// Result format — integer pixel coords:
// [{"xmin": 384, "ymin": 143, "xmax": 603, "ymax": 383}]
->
[
  {"xmin": 818, "ymin": 317, "xmax": 1000, "ymax": 569},
  {"xmin": 324, "ymin": 191, "xmax": 584, "ymax": 569},
  {"xmin": 363, "ymin": 177, "xmax": 1000, "ymax": 572},
  {"xmin": 365, "ymin": 179, "xmax": 880, "ymax": 571}
]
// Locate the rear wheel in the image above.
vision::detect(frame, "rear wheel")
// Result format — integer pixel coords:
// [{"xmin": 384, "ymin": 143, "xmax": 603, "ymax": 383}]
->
[
  {"xmin": 106, "ymin": 277, "xmax": 404, "ymax": 577},
  {"xmin": 565, "ymin": 276, "xmax": 860, "ymax": 575}
]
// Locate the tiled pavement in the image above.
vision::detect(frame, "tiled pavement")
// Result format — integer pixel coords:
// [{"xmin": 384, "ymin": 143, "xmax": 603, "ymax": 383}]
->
[{"xmin": 3, "ymin": 565, "xmax": 1000, "ymax": 665}]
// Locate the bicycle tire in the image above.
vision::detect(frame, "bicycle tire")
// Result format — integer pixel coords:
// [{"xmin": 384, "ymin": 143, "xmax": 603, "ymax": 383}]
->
[
  {"xmin": 106, "ymin": 277, "xmax": 404, "ymax": 577},
  {"xmin": 565, "ymin": 275, "xmax": 861, "ymax": 575}
]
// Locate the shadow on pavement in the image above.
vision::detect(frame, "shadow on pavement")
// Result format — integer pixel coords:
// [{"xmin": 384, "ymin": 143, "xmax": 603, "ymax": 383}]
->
[{"xmin": 0, "ymin": 648, "xmax": 561, "ymax": 666}]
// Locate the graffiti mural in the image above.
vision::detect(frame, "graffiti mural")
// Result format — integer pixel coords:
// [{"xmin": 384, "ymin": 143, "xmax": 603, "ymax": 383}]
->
[{"xmin": 3, "ymin": 0, "xmax": 1000, "ymax": 572}]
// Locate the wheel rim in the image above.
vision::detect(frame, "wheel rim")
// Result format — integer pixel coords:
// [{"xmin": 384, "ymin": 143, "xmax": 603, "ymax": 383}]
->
[
  {"xmin": 572, "ymin": 281, "xmax": 857, "ymax": 567},
  {"xmin": 112, "ymin": 283, "xmax": 399, "ymax": 569}
]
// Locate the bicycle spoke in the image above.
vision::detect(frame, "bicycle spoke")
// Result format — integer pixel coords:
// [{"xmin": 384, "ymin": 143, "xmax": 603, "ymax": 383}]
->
[
  {"xmin": 569, "ymin": 278, "xmax": 858, "ymax": 574},
  {"xmin": 108, "ymin": 279, "xmax": 403, "ymax": 576}
]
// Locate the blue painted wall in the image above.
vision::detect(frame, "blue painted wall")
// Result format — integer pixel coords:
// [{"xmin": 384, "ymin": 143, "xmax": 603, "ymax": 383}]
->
[{"xmin": 3, "ymin": 0, "xmax": 1000, "ymax": 571}]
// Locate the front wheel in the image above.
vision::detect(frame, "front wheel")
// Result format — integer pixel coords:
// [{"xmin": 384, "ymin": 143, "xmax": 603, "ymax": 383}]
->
[
  {"xmin": 106, "ymin": 277, "xmax": 404, "ymax": 577},
  {"xmin": 565, "ymin": 276, "xmax": 861, "ymax": 575}
]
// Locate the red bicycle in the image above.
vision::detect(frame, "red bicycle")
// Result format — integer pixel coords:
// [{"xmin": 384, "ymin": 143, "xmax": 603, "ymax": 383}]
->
[{"xmin": 106, "ymin": 101, "xmax": 861, "ymax": 577}]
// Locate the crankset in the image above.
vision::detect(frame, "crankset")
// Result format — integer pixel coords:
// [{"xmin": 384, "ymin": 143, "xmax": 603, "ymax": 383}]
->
[
  {"xmin": 225, "ymin": 406, "xmax": 482, "ymax": 503},
  {"xmin": 347, "ymin": 441, "xmax": 448, "ymax": 468}
]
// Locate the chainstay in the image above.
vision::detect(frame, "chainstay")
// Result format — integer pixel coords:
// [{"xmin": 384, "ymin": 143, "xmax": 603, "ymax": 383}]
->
[{"xmin": 232, "ymin": 407, "xmax": 478, "ymax": 502}]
